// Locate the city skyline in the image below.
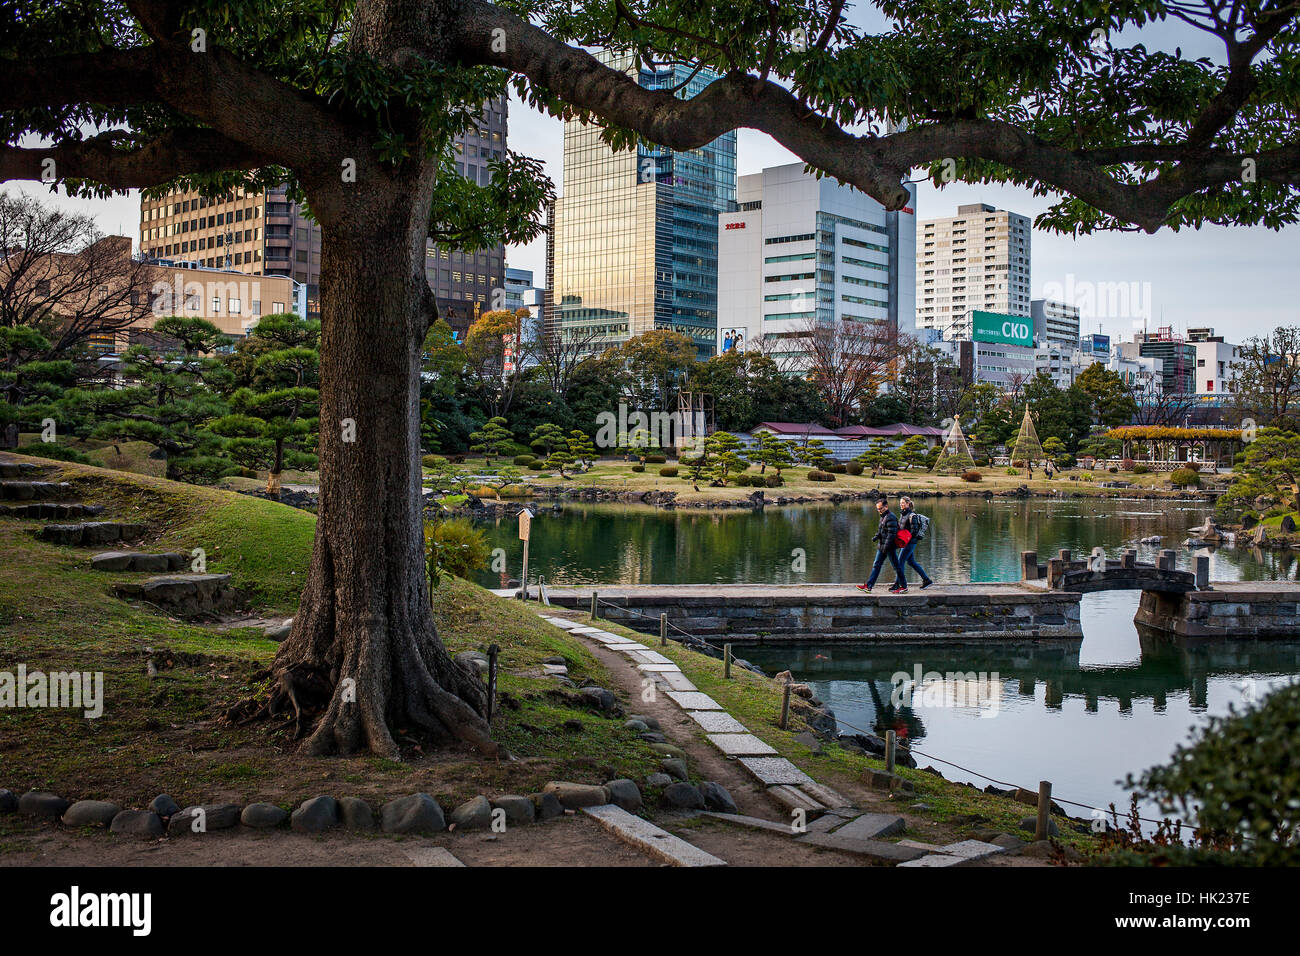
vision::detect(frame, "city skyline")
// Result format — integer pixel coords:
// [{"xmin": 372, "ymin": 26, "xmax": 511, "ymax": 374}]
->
[{"xmin": 10, "ymin": 89, "xmax": 1296, "ymax": 348}]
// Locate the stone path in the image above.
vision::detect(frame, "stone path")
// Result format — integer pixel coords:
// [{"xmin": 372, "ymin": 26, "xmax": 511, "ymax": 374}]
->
[{"xmin": 524, "ymin": 607, "xmax": 1013, "ymax": 867}]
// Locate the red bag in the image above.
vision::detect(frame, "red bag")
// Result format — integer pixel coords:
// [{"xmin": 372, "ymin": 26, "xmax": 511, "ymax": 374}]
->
[{"xmin": 895, "ymin": 528, "xmax": 912, "ymax": 547}]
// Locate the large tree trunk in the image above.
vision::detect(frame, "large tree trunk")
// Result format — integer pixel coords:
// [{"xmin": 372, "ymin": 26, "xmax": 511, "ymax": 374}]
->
[{"xmin": 267, "ymin": 174, "xmax": 494, "ymax": 758}]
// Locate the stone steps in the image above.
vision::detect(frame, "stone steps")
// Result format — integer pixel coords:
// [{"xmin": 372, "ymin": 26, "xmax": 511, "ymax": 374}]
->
[
  {"xmin": 90, "ymin": 551, "xmax": 189, "ymax": 573},
  {"xmin": 39, "ymin": 521, "xmax": 147, "ymax": 546},
  {"xmin": 1, "ymin": 480, "xmax": 72, "ymax": 501},
  {"xmin": 0, "ymin": 461, "xmax": 41, "ymax": 480},
  {"xmin": 0, "ymin": 502, "xmax": 104, "ymax": 520},
  {"xmin": 113, "ymin": 573, "xmax": 245, "ymax": 617}
]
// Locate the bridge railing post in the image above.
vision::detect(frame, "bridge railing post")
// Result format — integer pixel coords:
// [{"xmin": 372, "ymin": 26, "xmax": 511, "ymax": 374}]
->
[
  {"xmin": 1021, "ymin": 551, "xmax": 1039, "ymax": 581},
  {"xmin": 1121, "ymin": 549, "xmax": 1137, "ymax": 569},
  {"xmin": 1195, "ymin": 554, "xmax": 1210, "ymax": 590},
  {"xmin": 1158, "ymin": 549, "xmax": 1176, "ymax": 572}
]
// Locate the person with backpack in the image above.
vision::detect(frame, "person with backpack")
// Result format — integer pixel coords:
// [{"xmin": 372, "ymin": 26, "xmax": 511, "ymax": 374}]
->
[
  {"xmin": 857, "ymin": 496, "xmax": 906, "ymax": 593},
  {"xmin": 896, "ymin": 495, "xmax": 934, "ymax": 590}
]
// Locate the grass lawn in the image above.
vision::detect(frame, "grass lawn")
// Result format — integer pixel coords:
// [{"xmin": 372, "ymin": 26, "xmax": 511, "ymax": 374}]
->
[
  {"xmin": 430, "ymin": 456, "xmax": 1206, "ymax": 506},
  {"xmin": 0, "ymin": 455, "xmax": 664, "ymax": 817}
]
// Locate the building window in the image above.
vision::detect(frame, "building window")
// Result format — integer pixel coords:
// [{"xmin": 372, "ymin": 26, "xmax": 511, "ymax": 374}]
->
[
  {"xmin": 212, "ymin": 297, "xmax": 222, "ymax": 313},
  {"xmin": 272, "ymin": 301, "xmax": 285, "ymax": 313}
]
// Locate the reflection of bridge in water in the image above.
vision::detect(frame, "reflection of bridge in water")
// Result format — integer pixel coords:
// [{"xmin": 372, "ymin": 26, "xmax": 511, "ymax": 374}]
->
[{"xmin": 738, "ymin": 636, "xmax": 1300, "ymax": 728}]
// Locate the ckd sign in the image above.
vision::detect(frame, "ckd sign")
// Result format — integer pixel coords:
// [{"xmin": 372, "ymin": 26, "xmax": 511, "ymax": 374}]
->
[{"xmin": 971, "ymin": 310, "xmax": 1034, "ymax": 348}]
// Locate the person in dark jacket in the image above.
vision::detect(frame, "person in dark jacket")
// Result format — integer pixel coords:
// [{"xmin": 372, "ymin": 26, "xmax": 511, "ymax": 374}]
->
[
  {"xmin": 897, "ymin": 495, "xmax": 934, "ymax": 590},
  {"xmin": 857, "ymin": 497, "xmax": 906, "ymax": 593}
]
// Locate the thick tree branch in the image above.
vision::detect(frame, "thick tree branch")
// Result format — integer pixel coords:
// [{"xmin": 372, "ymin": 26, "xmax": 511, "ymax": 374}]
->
[{"xmin": 0, "ymin": 129, "xmax": 276, "ymax": 191}]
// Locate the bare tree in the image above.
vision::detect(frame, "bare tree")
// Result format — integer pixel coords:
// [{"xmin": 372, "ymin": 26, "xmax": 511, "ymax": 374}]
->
[
  {"xmin": 1230, "ymin": 327, "xmax": 1300, "ymax": 429},
  {"xmin": 799, "ymin": 318, "xmax": 907, "ymax": 426},
  {"xmin": 1129, "ymin": 381, "xmax": 1199, "ymax": 427},
  {"xmin": 526, "ymin": 322, "xmax": 604, "ymax": 399},
  {"xmin": 0, "ymin": 193, "xmax": 154, "ymax": 360}
]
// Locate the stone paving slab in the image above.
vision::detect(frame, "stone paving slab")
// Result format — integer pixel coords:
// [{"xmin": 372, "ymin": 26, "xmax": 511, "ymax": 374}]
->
[
  {"xmin": 794, "ymin": 831, "xmax": 928, "ymax": 863},
  {"xmin": 766, "ymin": 785, "xmax": 824, "ymax": 814},
  {"xmin": 897, "ymin": 853, "xmax": 967, "ymax": 867},
  {"xmin": 738, "ymin": 757, "xmax": 814, "ymax": 786},
  {"xmin": 707, "ymin": 733, "xmax": 777, "ymax": 756},
  {"xmin": 636, "ymin": 663, "xmax": 681, "ymax": 673},
  {"xmin": 583, "ymin": 805, "xmax": 725, "ymax": 867},
  {"xmin": 657, "ymin": 671, "xmax": 697, "ymax": 692},
  {"xmin": 631, "ymin": 650, "xmax": 673, "ymax": 664},
  {"xmin": 604, "ymin": 643, "xmax": 647, "ymax": 651},
  {"xmin": 698, "ymin": 811, "xmax": 792, "ymax": 836},
  {"xmin": 665, "ymin": 690, "xmax": 722, "ymax": 710},
  {"xmin": 402, "ymin": 846, "xmax": 466, "ymax": 867},
  {"xmin": 939, "ymin": 839, "xmax": 1006, "ymax": 860},
  {"xmin": 684, "ymin": 711, "xmax": 747, "ymax": 733},
  {"xmin": 825, "ymin": 812, "xmax": 906, "ymax": 841}
]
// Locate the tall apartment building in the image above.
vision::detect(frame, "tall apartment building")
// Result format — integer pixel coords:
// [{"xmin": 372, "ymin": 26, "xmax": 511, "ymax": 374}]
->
[
  {"xmin": 918, "ymin": 203, "xmax": 1031, "ymax": 337},
  {"xmin": 1031, "ymin": 298, "xmax": 1081, "ymax": 349},
  {"xmin": 548, "ymin": 51, "xmax": 736, "ymax": 360},
  {"xmin": 1123, "ymin": 328, "xmax": 1195, "ymax": 394},
  {"xmin": 426, "ymin": 97, "xmax": 509, "ymax": 339},
  {"xmin": 715, "ymin": 162, "xmax": 916, "ymax": 366},
  {"xmin": 139, "ymin": 100, "xmax": 507, "ymax": 334}
]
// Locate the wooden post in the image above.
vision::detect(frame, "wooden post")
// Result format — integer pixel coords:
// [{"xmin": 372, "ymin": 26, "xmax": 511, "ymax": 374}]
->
[
  {"xmin": 519, "ymin": 537, "xmax": 529, "ymax": 600},
  {"xmin": 486, "ymin": 643, "xmax": 500, "ymax": 722},
  {"xmin": 779, "ymin": 683, "xmax": 792, "ymax": 730},
  {"xmin": 884, "ymin": 730, "xmax": 896, "ymax": 773},
  {"xmin": 724, "ymin": 643, "xmax": 732, "ymax": 679},
  {"xmin": 659, "ymin": 613, "xmax": 667, "ymax": 646},
  {"xmin": 1159, "ymin": 548, "xmax": 1176, "ymax": 571},
  {"xmin": 590, "ymin": 591, "xmax": 598, "ymax": 619},
  {"xmin": 1035, "ymin": 780, "xmax": 1052, "ymax": 841},
  {"xmin": 1058, "ymin": 549, "xmax": 1071, "ymax": 563}
]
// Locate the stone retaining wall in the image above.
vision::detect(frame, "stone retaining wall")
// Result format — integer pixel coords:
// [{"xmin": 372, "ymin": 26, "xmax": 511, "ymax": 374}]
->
[
  {"xmin": 546, "ymin": 585, "xmax": 1084, "ymax": 643},
  {"xmin": 1135, "ymin": 586, "xmax": 1300, "ymax": 639}
]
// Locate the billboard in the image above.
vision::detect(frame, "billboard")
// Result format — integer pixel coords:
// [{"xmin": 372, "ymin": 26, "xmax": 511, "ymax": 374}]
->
[
  {"xmin": 1091, "ymin": 333, "xmax": 1110, "ymax": 355},
  {"xmin": 970, "ymin": 310, "xmax": 1033, "ymax": 348}
]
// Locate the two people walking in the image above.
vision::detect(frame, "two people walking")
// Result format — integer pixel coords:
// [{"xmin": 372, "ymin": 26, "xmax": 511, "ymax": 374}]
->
[{"xmin": 857, "ymin": 495, "xmax": 933, "ymax": 593}]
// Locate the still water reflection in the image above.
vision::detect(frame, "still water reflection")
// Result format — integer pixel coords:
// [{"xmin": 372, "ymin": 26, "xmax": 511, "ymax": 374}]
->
[{"xmin": 476, "ymin": 497, "xmax": 1299, "ymax": 822}]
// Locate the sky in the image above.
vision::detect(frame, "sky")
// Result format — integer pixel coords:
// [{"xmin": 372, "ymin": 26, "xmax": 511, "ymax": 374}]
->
[{"xmin": 10, "ymin": 3, "xmax": 1297, "ymax": 345}]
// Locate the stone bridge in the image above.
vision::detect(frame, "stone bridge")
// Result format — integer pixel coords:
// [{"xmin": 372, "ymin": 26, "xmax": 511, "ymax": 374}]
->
[{"xmin": 1020, "ymin": 548, "xmax": 1200, "ymax": 594}]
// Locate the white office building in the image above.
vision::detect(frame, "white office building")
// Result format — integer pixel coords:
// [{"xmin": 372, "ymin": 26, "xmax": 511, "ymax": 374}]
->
[
  {"xmin": 1187, "ymin": 327, "xmax": 1239, "ymax": 397},
  {"xmin": 1031, "ymin": 299, "xmax": 1082, "ymax": 349},
  {"xmin": 918, "ymin": 203, "xmax": 1031, "ymax": 337},
  {"xmin": 716, "ymin": 163, "xmax": 916, "ymax": 366}
]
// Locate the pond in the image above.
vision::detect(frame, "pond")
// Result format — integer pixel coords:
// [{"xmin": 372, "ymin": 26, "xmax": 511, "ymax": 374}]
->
[{"xmin": 474, "ymin": 496, "xmax": 1299, "ymax": 827}]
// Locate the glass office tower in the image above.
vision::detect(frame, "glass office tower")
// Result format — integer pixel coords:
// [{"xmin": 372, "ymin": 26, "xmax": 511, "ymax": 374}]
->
[{"xmin": 547, "ymin": 52, "xmax": 736, "ymax": 360}]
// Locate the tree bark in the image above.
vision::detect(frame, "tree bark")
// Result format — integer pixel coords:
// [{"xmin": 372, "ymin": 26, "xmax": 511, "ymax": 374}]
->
[{"xmin": 268, "ymin": 173, "xmax": 494, "ymax": 758}]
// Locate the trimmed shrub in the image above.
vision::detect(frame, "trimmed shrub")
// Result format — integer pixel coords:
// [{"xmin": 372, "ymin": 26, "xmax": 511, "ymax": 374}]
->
[
  {"xmin": 1108, "ymin": 466, "xmax": 1119, "ymax": 473},
  {"xmin": 644, "ymin": 453, "xmax": 667, "ymax": 464},
  {"xmin": 17, "ymin": 443, "xmax": 92, "ymax": 464},
  {"xmin": 1055, "ymin": 454, "xmax": 1076, "ymax": 470},
  {"xmin": 961, "ymin": 470, "xmax": 983, "ymax": 482},
  {"xmin": 1181, "ymin": 461, "xmax": 1201, "ymax": 473},
  {"xmin": 845, "ymin": 461, "xmax": 864, "ymax": 476},
  {"xmin": 807, "ymin": 469, "xmax": 835, "ymax": 482},
  {"xmin": 974, "ymin": 457, "xmax": 991, "ymax": 467},
  {"xmin": 631, "ymin": 464, "xmax": 645, "ymax": 473},
  {"xmin": 1132, "ymin": 464, "xmax": 1150, "ymax": 475},
  {"xmin": 827, "ymin": 463, "xmax": 847, "ymax": 474},
  {"xmin": 1170, "ymin": 467, "xmax": 1201, "ymax": 488},
  {"xmin": 659, "ymin": 466, "xmax": 679, "ymax": 478},
  {"xmin": 734, "ymin": 474, "xmax": 755, "ymax": 487},
  {"xmin": 765, "ymin": 474, "xmax": 783, "ymax": 488},
  {"xmin": 1120, "ymin": 458, "xmax": 1136, "ymax": 472},
  {"xmin": 421, "ymin": 454, "xmax": 448, "ymax": 468},
  {"xmin": 513, "ymin": 454, "xmax": 536, "ymax": 466},
  {"xmin": 527, "ymin": 461, "xmax": 546, "ymax": 471}
]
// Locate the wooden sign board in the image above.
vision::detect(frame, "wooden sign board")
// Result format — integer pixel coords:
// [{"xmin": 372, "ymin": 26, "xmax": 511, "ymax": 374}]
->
[{"xmin": 518, "ymin": 509, "xmax": 532, "ymax": 542}]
